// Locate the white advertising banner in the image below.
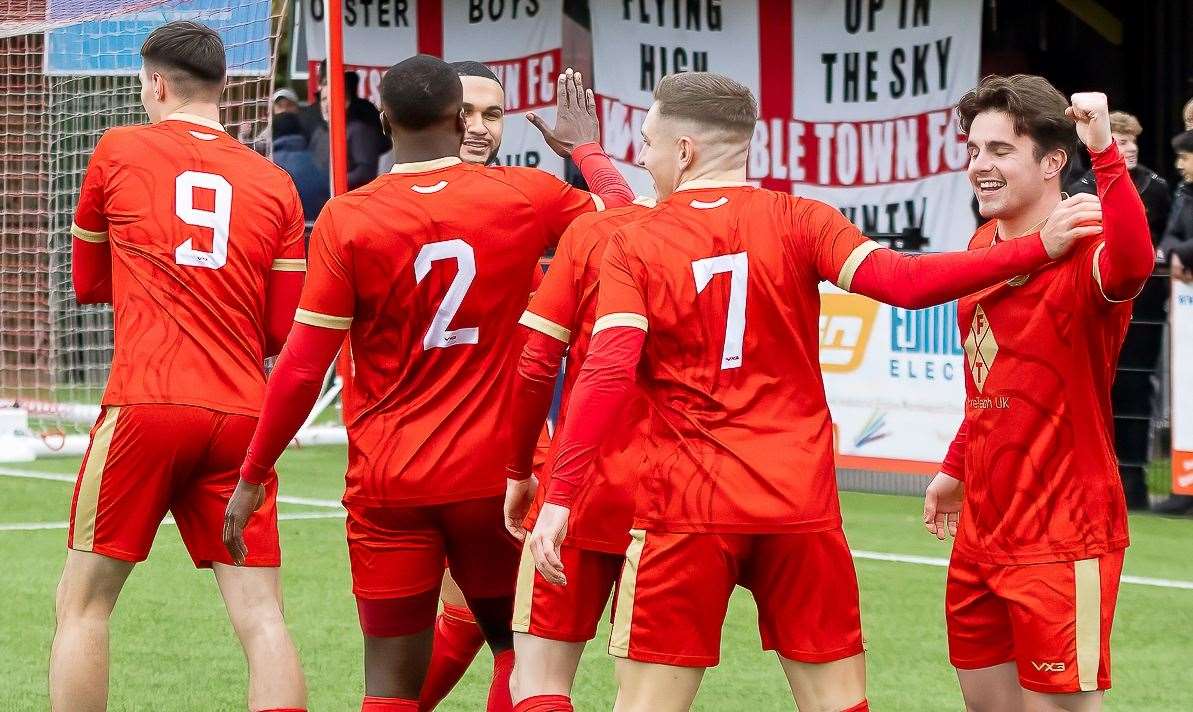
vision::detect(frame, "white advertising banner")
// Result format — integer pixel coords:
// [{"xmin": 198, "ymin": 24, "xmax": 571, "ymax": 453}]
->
[
  {"xmin": 305, "ymin": 0, "xmax": 564, "ymax": 175},
  {"xmin": 1171, "ymin": 280, "xmax": 1193, "ymax": 494},
  {"xmin": 819, "ymin": 285, "xmax": 964, "ymax": 472},
  {"xmin": 591, "ymin": 0, "xmax": 982, "ymax": 249}
]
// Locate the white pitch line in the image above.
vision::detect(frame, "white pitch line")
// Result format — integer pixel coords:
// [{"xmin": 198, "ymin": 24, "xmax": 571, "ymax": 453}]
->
[
  {"xmin": 852, "ymin": 550, "xmax": 1193, "ymax": 591},
  {"xmin": 0, "ymin": 466, "xmax": 343, "ymax": 509}
]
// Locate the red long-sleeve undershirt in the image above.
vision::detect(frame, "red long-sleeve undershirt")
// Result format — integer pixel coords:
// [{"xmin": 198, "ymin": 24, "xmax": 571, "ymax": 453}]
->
[
  {"xmin": 545, "ymin": 327, "xmax": 644, "ymax": 507},
  {"xmin": 571, "ymin": 142, "xmax": 634, "ymax": 209},
  {"xmin": 241, "ymin": 322, "xmax": 345, "ymax": 485},
  {"xmin": 263, "ymin": 271, "xmax": 304, "ymax": 358},
  {"xmin": 940, "ymin": 420, "xmax": 968, "ymax": 481},
  {"xmin": 72, "ymin": 238, "xmax": 113, "ymax": 305},
  {"xmin": 506, "ymin": 328, "xmax": 568, "ymax": 480},
  {"xmin": 1086, "ymin": 142, "xmax": 1155, "ymax": 300}
]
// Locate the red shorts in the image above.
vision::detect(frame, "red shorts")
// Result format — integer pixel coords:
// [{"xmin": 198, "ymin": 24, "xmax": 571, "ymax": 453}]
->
[
  {"xmin": 67, "ymin": 404, "xmax": 279, "ymax": 568},
  {"xmin": 346, "ymin": 495, "xmax": 520, "ymax": 627},
  {"xmin": 512, "ymin": 542, "xmax": 623, "ymax": 642},
  {"xmin": 946, "ymin": 550, "xmax": 1124, "ymax": 694},
  {"xmin": 609, "ymin": 528, "xmax": 863, "ymax": 667}
]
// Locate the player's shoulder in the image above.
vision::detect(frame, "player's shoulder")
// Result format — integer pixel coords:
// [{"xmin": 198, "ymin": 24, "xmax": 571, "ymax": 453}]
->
[
  {"xmin": 563, "ymin": 198, "xmax": 655, "ymax": 258},
  {"xmin": 92, "ymin": 123, "xmax": 159, "ymax": 158},
  {"xmin": 968, "ymin": 220, "xmax": 998, "ymax": 250}
]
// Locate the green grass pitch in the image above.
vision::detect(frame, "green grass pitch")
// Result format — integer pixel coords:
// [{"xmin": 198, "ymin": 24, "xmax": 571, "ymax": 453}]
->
[{"xmin": 3, "ymin": 445, "xmax": 1191, "ymax": 710}]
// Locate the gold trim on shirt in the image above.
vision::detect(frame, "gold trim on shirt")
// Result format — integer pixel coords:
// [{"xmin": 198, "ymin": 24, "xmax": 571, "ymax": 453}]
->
[
  {"xmin": 518, "ymin": 311, "xmax": 571, "ymax": 343},
  {"xmin": 674, "ymin": 179, "xmax": 753, "ymax": 192},
  {"xmin": 271, "ymin": 258, "xmax": 307, "ymax": 272},
  {"xmin": 592, "ymin": 312, "xmax": 648, "ymax": 335},
  {"xmin": 1091, "ymin": 242, "xmax": 1146, "ymax": 303},
  {"xmin": 836, "ymin": 241, "xmax": 884, "ymax": 291},
  {"xmin": 71, "ymin": 223, "xmax": 109, "ymax": 243},
  {"xmin": 631, "ymin": 196, "xmax": 657, "ymax": 208},
  {"xmin": 389, "ymin": 156, "xmax": 462, "ymax": 174},
  {"xmin": 591, "ymin": 193, "xmax": 606, "ymax": 212},
  {"xmin": 294, "ymin": 308, "xmax": 352, "ymax": 330},
  {"xmin": 166, "ymin": 112, "xmax": 226, "ymax": 132}
]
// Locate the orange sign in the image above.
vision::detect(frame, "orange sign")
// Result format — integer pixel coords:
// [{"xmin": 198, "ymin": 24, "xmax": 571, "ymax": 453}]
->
[
  {"xmin": 1174, "ymin": 451, "xmax": 1193, "ymax": 496},
  {"xmin": 819, "ymin": 293, "xmax": 879, "ymax": 373}
]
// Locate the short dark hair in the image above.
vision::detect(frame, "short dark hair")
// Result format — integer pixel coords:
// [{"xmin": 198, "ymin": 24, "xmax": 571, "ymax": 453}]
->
[
  {"xmin": 957, "ymin": 74, "xmax": 1076, "ymax": 163},
  {"xmin": 1173, "ymin": 130, "xmax": 1193, "ymax": 155},
  {"xmin": 653, "ymin": 72, "xmax": 757, "ymax": 142},
  {"xmin": 380, "ymin": 55, "xmax": 462, "ymax": 131},
  {"xmin": 451, "ymin": 60, "xmax": 501, "ymax": 87},
  {"xmin": 140, "ymin": 21, "xmax": 225, "ymax": 98}
]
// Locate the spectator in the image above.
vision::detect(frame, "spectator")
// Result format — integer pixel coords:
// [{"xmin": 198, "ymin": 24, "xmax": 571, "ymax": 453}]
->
[
  {"xmin": 272, "ymin": 87, "xmax": 301, "ymax": 116},
  {"xmin": 1159, "ymin": 130, "xmax": 1193, "ymax": 267},
  {"xmin": 240, "ymin": 87, "xmax": 304, "ymax": 154},
  {"xmin": 271, "ymin": 112, "xmax": 329, "ymax": 224},
  {"xmin": 1070, "ymin": 111, "xmax": 1170, "ymax": 244},
  {"xmin": 308, "ymin": 65, "xmax": 388, "ymax": 190},
  {"xmin": 1184, "ymin": 96, "xmax": 1193, "ymax": 131}
]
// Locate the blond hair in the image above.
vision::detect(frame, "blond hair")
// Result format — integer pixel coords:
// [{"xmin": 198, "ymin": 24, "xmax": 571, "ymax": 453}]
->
[
  {"xmin": 1109, "ymin": 111, "xmax": 1142, "ymax": 138},
  {"xmin": 653, "ymin": 72, "xmax": 758, "ymax": 142}
]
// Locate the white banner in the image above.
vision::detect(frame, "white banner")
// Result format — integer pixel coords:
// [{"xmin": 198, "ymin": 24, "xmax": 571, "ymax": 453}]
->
[
  {"xmin": 1172, "ymin": 280, "xmax": 1193, "ymax": 494},
  {"xmin": 819, "ymin": 285, "xmax": 964, "ymax": 471},
  {"xmin": 304, "ymin": 0, "xmax": 564, "ymax": 175},
  {"xmin": 591, "ymin": 0, "xmax": 981, "ymax": 249}
]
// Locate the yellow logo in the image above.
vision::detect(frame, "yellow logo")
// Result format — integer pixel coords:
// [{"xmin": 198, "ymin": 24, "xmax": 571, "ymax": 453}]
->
[
  {"xmin": 819, "ymin": 294, "xmax": 879, "ymax": 373},
  {"xmin": 963, "ymin": 304, "xmax": 998, "ymax": 392}
]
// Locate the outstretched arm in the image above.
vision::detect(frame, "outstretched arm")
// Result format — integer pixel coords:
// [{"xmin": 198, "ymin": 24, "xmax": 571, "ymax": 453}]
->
[{"xmin": 72, "ymin": 234, "xmax": 113, "ymax": 305}]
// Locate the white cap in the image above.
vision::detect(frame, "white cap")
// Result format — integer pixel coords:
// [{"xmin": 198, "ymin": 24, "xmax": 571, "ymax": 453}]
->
[{"xmin": 271, "ymin": 88, "xmax": 300, "ymax": 104}]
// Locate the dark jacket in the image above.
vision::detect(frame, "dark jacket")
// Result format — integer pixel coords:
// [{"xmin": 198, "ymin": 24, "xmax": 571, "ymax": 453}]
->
[
  {"xmin": 1162, "ymin": 181, "xmax": 1193, "ymax": 263},
  {"xmin": 305, "ymin": 117, "xmax": 387, "ymax": 190},
  {"xmin": 272, "ymin": 134, "xmax": 330, "ymax": 223},
  {"xmin": 1069, "ymin": 164, "xmax": 1171, "ymax": 245}
]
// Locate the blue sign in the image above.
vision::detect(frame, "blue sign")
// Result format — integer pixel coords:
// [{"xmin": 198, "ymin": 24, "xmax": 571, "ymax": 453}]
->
[{"xmin": 45, "ymin": 0, "xmax": 271, "ymax": 76}]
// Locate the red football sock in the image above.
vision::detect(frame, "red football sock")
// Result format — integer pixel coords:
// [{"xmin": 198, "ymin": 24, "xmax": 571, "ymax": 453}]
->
[
  {"xmin": 419, "ymin": 603, "xmax": 486, "ymax": 709},
  {"xmin": 487, "ymin": 649, "xmax": 516, "ymax": 712},
  {"xmin": 361, "ymin": 697, "xmax": 418, "ymax": 712},
  {"xmin": 513, "ymin": 694, "xmax": 573, "ymax": 712},
  {"xmin": 841, "ymin": 700, "xmax": 870, "ymax": 712}
]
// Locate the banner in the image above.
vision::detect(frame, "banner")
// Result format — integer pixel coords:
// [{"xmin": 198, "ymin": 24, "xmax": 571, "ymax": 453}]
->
[
  {"xmin": 1172, "ymin": 280, "xmax": 1193, "ymax": 494},
  {"xmin": 305, "ymin": 0, "xmax": 564, "ymax": 174},
  {"xmin": 591, "ymin": 0, "xmax": 981, "ymax": 250},
  {"xmin": 45, "ymin": 0, "xmax": 272, "ymax": 75},
  {"xmin": 819, "ymin": 285, "xmax": 964, "ymax": 472}
]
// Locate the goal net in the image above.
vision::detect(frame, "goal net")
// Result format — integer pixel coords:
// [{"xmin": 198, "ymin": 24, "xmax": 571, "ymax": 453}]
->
[{"xmin": 0, "ymin": 0, "xmax": 286, "ymax": 456}]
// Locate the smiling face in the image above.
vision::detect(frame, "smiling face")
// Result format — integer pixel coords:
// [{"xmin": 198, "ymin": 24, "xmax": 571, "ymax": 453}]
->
[
  {"xmin": 1113, "ymin": 131, "xmax": 1138, "ymax": 169},
  {"xmin": 966, "ymin": 110, "xmax": 1065, "ymax": 220},
  {"xmin": 636, "ymin": 103, "xmax": 688, "ymax": 200},
  {"xmin": 1178, "ymin": 152, "xmax": 1193, "ymax": 183},
  {"xmin": 459, "ymin": 75, "xmax": 504, "ymax": 164}
]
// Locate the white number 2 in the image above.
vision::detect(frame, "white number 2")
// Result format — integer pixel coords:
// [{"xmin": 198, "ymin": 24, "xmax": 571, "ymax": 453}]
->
[
  {"xmin": 414, "ymin": 239, "xmax": 479, "ymax": 350},
  {"xmin": 174, "ymin": 170, "xmax": 232, "ymax": 270},
  {"xmin": 692, "ymin": 251, "xmax": 748, "ymax": 370}
]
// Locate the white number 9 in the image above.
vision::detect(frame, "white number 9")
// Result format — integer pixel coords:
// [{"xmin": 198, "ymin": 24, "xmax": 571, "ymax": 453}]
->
[{"xmin": 174, "ymin": 170, "xmax": 232, "ymax": 270}]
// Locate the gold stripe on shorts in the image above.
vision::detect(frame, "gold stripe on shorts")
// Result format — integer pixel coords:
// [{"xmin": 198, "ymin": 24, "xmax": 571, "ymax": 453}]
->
[
  {"xmin": 608, "ymin": 528, "xmax": 646, "ymax": 658},
  {"xmin": 511, "ymin": 542, "xmax": 537, "ymax": 634},
  {"xmin": 1074, "ymin": 557, "xmax": 1101, "ymax": 692},
  {"xmin": 72, "ymin": 406, "xmax": 121, "ymax": 552}
]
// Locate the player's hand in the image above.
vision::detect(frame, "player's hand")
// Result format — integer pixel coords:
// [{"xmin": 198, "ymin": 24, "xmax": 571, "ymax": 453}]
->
[
  {"xmin": 504, "ymin": 475, "xmax": 538, "ymax": 541},
  {"xmin": 1040, "ymin": 193, "xmax": 1103, "ymax": 259},
  {"xmin": 528, "ymin": 502, "xmax": 570, "ymax": 586},
  {"xmin": 923, "ymin": 472, "xmax": 964, "ymax": 541},
  {"xmin": 1173, "ymin": 253, "xmax": 1193, "ymax": 283},
  {"xmin": 222, "ymin": 477, "xmax": 266, "ymax": 566},
  {"xmin": 1066, "ymin": 92, "xmax": 1112, "ymax": 153},
  {"xmin": 527, "ymin": 68, "xmax": 599, "ymax": 159}
]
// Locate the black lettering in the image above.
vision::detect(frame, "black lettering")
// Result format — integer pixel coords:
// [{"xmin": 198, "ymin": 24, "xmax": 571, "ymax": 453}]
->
[
  {"xmin": 359, "ymin": 0, "xmax": 373, "ymax": 26},
  {"xmin": 862, "ymin": 205, "xmax": 880, "ymax": 232},
  {"xmin": 865, "ymin": 50, "xmax": 878, "ymax": 101},
  {"xmin": 905, "ymin": 197, "xmax": 926, "ymax": 227},
  {"xmin": 867, "ymin": 0, "xmax": 884, "ymax": 31},
  {"xmin": 378, "ymin": 0, "xmax": 389, "ymax": 25},
  {"xmin": 640, "ymin": 44, "xmax": 656, "ymax": 92},
  {"xmin": 629, "ymin": 0, "xmax": 722, "ymax": 30},
  {"xmin": 822, "ymin": 54, "xmax": 837, "ymax": 103},
  {"xmin": 912, "ymin": 43, "xmax": 929, "ymax": 95},
  {"xmin": 623, "ymin": 0, "xmax": 633, "ymax": 20},
  {"xmin": 840, "ymin": 206, "xmax": 857, "ymax": 222},
  {"xmin": 488, "ymin": 0, "xmax": 505, "ymax": 21},
  {"xmin": 935, "ymin": 37, "xmax": 951, "ymax": 90},
  {"xmin": 889, "ymin": 48, "xmax": 906, "ymax": 98},
  {"xmin": 913, "ymin": 0, "xmax": 930, "ymax": 26},
  {"xmin": 525, "ymin": 150, "xmax": 540, "ymax": 167},
  {"xmin": 345, "ymin": 0, "xmax": 357, "ymax": 25},
  {"xmin": 311, "ymin": 0, "xmax": 324, "ymax": 22},
  {"xmin": 395, "ymin": 0, "xmax": 409, "ymax": 26},
  {"xmin": 693, "ymin": 51, "xmax": 708, "ymax": 72},
  {"xmin": 686, "ymin": 0, "xmax": 701, "ymax": 30},
  {"xmin": 709, "ymin": 0, "xmax": 722, "ymax": 30},
  {"xmin": 673, "ymin": 47, "xmax": 688, "ymax": 72},
  {"xmin": 844, "ymin": 0, "xmax": 862, "ymax": 33},
  {"xmin": 527, "ymin": 0, "xmax": 540, "ymax": 16},
  {"xmin": 470, "ymin": 0, "xmax": 483, "ymax": 22},
  {"xmin": 843, "ymin": 53, "xmax": 860, "ymax": 102},
  {"xmin": 885, "ymin": 202, "xmax": 900, "ymax": 232}
]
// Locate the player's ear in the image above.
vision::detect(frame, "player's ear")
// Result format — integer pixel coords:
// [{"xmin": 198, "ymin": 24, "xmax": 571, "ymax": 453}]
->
[
  {"xmin": 1041, "ymin": 147, "xmax": 1067, "ymax": 180},
  {"xmin": 677, "ymin": 135, "xmax": 695, "ymax": 172},
  {"xmin": 379, "ymin": 110, "xmax": 391, "ymax": 137},
  {"xmin": 153, "ymin": 71, "xmax": 167, "ymax": 103}
]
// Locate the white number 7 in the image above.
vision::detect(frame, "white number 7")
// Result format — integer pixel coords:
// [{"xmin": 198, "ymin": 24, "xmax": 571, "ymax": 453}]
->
[
  {"xmin": 693, "ymin": 252, "xmax": 748, "ymax": 370},
  {"xmin": 415, "ymin": 239, "xmax": 479, "ymax": 350}
]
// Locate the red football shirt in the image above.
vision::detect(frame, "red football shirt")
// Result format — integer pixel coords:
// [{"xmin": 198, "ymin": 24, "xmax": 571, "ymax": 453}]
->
[
  {"xmin": 592, "ymin": 181, "xmax": 878, "ymax": 533},
  {"xmin": 951, "ymin": 220, "xmax": 1133, "ymax": 565},
  {"xmin": 297, "ymin": 157, "xmax": 600, "ymax": 506},
  {"xmin": 71, "ymin": 114, "xmax": 305, "ymax": 416},
  {"xmin": 518, "ymin": 199, "xmax": 653, "ymax": 553}
]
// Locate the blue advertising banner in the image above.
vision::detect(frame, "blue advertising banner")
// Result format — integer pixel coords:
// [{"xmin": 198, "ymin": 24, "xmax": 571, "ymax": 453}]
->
[{"xmin": 45, "ymin": 0, "xmax": 270, "ymax": 76}]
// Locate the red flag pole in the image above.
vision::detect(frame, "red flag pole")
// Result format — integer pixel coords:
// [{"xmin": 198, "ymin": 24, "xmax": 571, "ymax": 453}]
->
[{"xmin": 324, "ymin": 0, "xmax": 349, "ymax": 196}]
